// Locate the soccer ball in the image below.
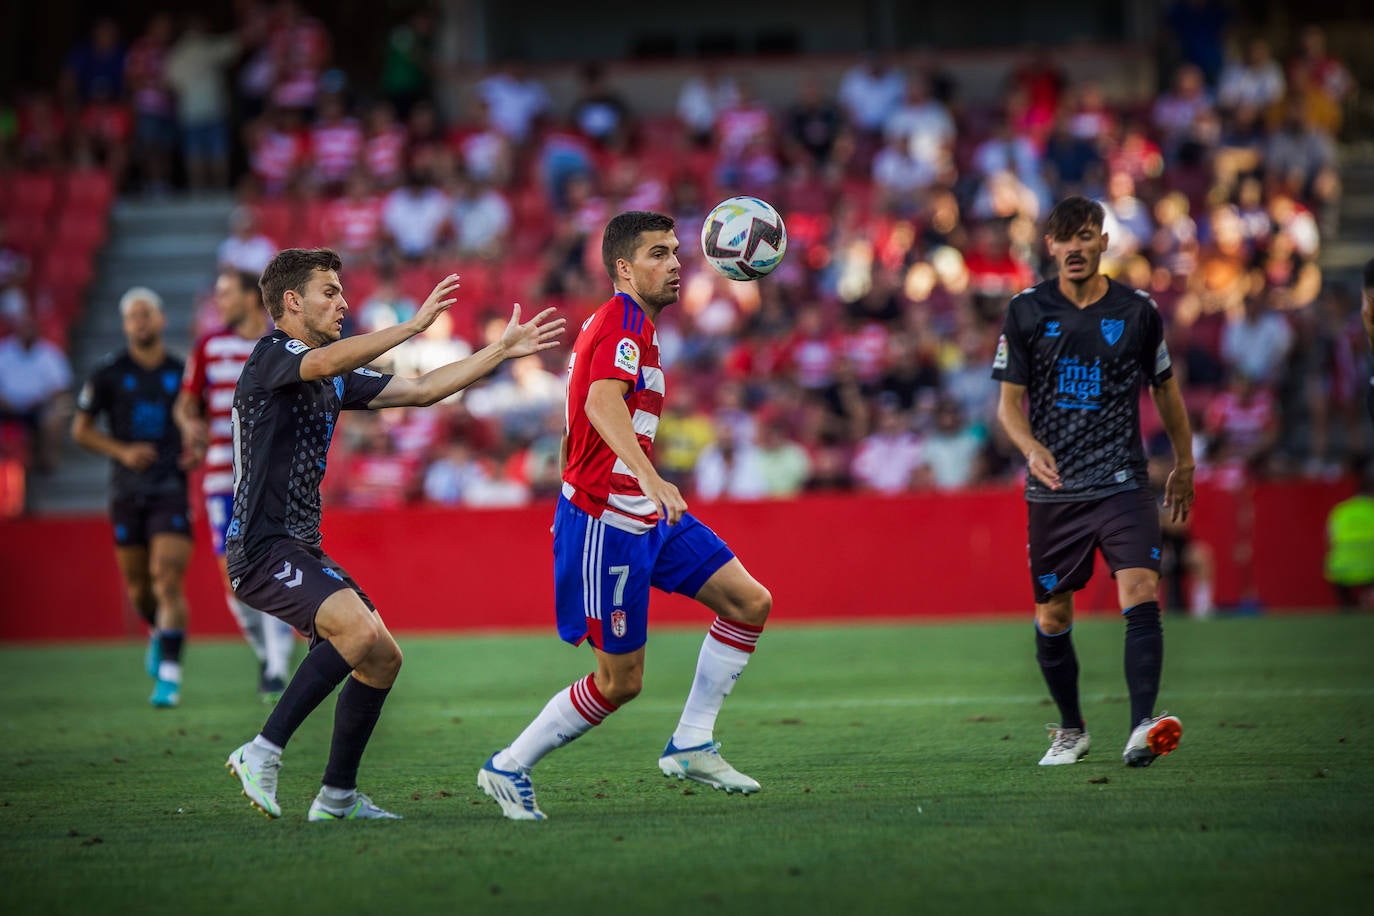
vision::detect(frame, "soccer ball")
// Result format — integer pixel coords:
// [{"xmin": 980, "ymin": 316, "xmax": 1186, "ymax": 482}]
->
[{"xmin": 700, "ymin": 196, "xmax": 787, "ymax": 281}]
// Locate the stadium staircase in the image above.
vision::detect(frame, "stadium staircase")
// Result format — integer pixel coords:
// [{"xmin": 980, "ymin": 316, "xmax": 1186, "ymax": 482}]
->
[{"xmin": 29, "ymin": 194, "xmax": 233, "ymax": 513}]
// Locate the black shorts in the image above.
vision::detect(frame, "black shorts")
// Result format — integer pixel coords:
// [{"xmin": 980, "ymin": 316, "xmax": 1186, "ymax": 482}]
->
[
  {"xmin": 110, "ymin": 489, "xmax": 191, "ymax": 547},
  {"xmin": 1027, "ymin": 487, "xmax": 1162, "ymax": 604},
  {"xmin": 229, "ymin": 540, "xmax": 375, "ymax": 646}
]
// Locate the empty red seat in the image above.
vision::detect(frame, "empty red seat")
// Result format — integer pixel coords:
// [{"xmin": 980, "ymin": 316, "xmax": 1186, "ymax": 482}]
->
[
  {"xmin": 53, "ymin": 210, "xmax": 108, "ymax": 252},
  {"xmin": 251, "ymin": 200, "xmax": 296, "ymax": 247},
  {"xmin": 62, "ymin": 168, "xmax": 114, "ymax": 212},
  {"xmin": 8, "ymin": 172, "xmax": 60, "ymax": 218}
]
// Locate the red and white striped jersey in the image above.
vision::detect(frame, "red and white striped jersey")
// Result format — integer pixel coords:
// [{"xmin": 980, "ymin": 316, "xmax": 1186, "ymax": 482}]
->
[
  {"xmin": 562, "ymin": 292, "xmax": 664, "ymax": 533},
  {"xmin": 182, "ymin": 330, "xmax": 262, "ymax": 496},
  {"xmin": 324, "ymin": 195, "xmax": 384, "ymax": 253},
  {"xmin": 309, "ymin": 118, "xmax": 363, "ymax": 183},
  {"xmin": 364, "ymin": 128, "xmax": 406, "ymax": 185}
]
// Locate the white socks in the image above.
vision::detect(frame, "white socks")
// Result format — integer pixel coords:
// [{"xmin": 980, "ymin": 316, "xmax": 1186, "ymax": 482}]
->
[
  {"xmin": 262, "ymin": 614, "xmax": 296, "ymax": 681},
  {"xmin": 498, "ymin": 674, "xmax": 615, "ymax": 772},
  {"xmin": 228, "ymin": 594, "xmax": 295, "ymax": 679},
  {"xmin": 672, "ymin": 629, "xmax": 754, "ymax": 748},
  {"xmin": 227, "ymin": 595, "xmax": 268, "ymax": 662}
]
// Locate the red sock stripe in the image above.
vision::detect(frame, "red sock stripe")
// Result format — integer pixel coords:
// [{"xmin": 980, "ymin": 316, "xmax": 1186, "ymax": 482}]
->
[
  {"xmin": 709, "ymin": 617, "xmax": 764, "ymax": 653},
  {"xmin": 568, "ymin": 673, "xmax": 617, "ymax": 725}
]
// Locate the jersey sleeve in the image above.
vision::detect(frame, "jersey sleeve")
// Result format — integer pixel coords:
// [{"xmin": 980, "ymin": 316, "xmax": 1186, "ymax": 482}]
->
[
  {"xmin": 181, "ymin": 336, "xmax": 208, "ymax": 403},
  {"xmin": 1140, "ymin": 299, "xmax": 1173, "ymax": 387},
  {"xmin": 584, "ymin": 324, "xmax": 648, "ymax": 387},
  {"xmin": 991, "ymin": 295, "xmax": 1030, "ymax": 385},
  {"xmin": 340, "ymin": 366, "xmax": 393, "ymax": 409},
  {"xmin": 76, "ymin": 365, "xmax": 109, "ymax": 417},
  {"xmin": 256, "ymin": 336, "xmax": 312, "ymax": 389}
]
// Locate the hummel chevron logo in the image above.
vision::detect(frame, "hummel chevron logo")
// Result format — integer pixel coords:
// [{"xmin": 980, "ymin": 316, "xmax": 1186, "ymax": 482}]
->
[{"xmin": 274, "ymin": 561, "xmax": 303, "ymax": 588}]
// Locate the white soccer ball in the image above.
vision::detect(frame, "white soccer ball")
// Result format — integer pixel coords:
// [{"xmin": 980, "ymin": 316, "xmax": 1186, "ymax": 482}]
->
[{"xmin": 700, "ymin": 196, "xmax": 787, "ymax": 281}]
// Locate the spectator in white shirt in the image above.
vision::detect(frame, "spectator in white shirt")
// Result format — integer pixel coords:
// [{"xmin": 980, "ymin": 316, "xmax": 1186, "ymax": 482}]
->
[
  {"xmin": 0, "ymin": 313, "xmax": 73, "ymax": 472},
  {"xmin": 477, "ymin": 64, "xmax": 550, "ymax": 144},
  {"xmin": 838, "ymin": 56, "xmax": 906, "ymax": 136},
  {"xmin": 1217, "ymin": 38, "xmax": 1285, "ymax": 113},
  {"xmin": 217, "ymin": 206, "xmax": 278, "ymax": 273},
  {"xmin": 919, "ymin": 399, "xmax": 986, "ymax": 490},
  {"xmin": 1221, "ymin": 294, "xmax": 1294, "ymax": 387},
  {"xmin": 695, "ymin": 420, "xmax": 768, "ymax": 501},
  {"xmin": 852, "ymin": 399, "xmax": 924, "ymax": 494},
  {"xmin": 382, "ymin": 169, "xmax": 451, "ymax": 261},
  {"xmin": 449, "ymin": 172, "xmax": 512, "ymax": 259},
  {"xmin": 164, "ymin": 15, "xmax": 239, "ymax": 190}
]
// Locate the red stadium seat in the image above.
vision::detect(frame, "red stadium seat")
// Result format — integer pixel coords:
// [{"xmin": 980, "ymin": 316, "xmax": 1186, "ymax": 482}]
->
[
  {"xmin": 53, "ymin": 210, "xmax": 108, "ymax": 253},
  {"xmin": 299, "ymin": 198, "xmax": 331, "ymax": 248},
  {"xmin": 8, "ymin": 172, "xmax": 60, "ymax": 219},
  {"xmin": 4, "ymin": 212, "xmax": 50, "ymax": 256},
  {"xmin": 32, "ymin": 249, "xmax": 94, "ymax": 293},
  {"xmin": 62, "ymin": 168, "xmax": 115, "ymax": 213},
  {"xmin": 251, "ymin": 200, "xmax": 296, "ymax": 247}
]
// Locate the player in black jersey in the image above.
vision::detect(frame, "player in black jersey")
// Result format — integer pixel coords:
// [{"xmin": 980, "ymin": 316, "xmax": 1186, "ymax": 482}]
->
[
  {"xmin": 224, "ymin": 248, "xmax": 563, "ymax": 821},
  {"xmin": 73, "ymin": 287, "xmax": 193, "ymax": 709},
  {"xmin": 992, "ymin": 197, "xmax": 1196, "ymax": 768}
]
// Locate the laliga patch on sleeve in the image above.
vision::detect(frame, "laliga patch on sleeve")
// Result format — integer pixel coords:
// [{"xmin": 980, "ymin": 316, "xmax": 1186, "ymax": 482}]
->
[
  {"xmin": 1155, "ymin": 339, "xmax": 1172, "ymax": 374},
  {"xmin": 992, "ymin": 335, "xmax": 1009, "ymax": 370},
  {"xmin": 285, "ymin": 339, "xmax": 310, "ymax": 355},
  {"xmin": 614, "ymin": 337, "xmax": 641, "ymax": 375},
  {"xmin": 353, "ymin": 367, "xmax": 383, "ymax": 378}
]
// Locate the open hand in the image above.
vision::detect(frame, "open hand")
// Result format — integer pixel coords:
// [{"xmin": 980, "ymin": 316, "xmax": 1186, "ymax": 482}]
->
[
  {"xmin": 498, "ymin": 303, "xmax": 566, "ymax": 359},
  {"xmin": 410, "ymin": 274, "xmax": 461, "ymax": 334},
  {"xmin": 1163, "ymin": 464, "xmax": 1195, "ymax": 524}
]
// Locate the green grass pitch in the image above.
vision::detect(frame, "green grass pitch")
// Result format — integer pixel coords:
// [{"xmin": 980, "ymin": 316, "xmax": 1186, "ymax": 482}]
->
[{"xmin": 3, "ymin": 615, "xmax": 1372, "ymax": 915}]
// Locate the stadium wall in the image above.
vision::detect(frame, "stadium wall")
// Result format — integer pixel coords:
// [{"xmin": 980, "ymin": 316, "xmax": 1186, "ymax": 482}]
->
[{"xmin": 0, "ymin": 480, "xmax": 1348, "ymax": 642}]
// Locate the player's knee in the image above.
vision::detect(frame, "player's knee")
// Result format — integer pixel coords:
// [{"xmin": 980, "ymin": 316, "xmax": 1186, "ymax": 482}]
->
[
  {"xmin": 150, "ymin": 566, "xmax": 185, "ymax": 601},
  {"xmin": 1121, "ymin": 580, "xmax": 1158, "ymax": 608},
  {"xmin": 1036, "ymin": 615, "xmax": 1072, "ymax": 636},
  {"xmin": 601, "ymin": 671, "xmax": 643, "ymax": 706},
  {"xmin": 721, "ymin": 583, "xmax": 771, "ymax": 627},
  {"xmin": 742, "ymin": 584, "xmax": 772, "ymax": 625}
]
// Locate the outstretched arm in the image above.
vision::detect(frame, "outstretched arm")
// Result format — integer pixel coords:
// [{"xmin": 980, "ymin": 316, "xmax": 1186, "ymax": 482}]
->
[
  {"xmin": 298, "ymin": 275, "xmax": 462, "ymax": 381},
  {"xmin": 1150, "ymin": 376, "xmax": 1195, "ymax": 523},
  {"xmin": 997, "ymin": 381, "xmax": 1061, "ymax": 491},
  {"xmin": 368, "ymin": 303, "xmax": 564, "ymax": 409}
]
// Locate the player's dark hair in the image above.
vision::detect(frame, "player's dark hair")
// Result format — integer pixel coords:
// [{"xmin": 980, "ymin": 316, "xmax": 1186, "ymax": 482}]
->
[
  {"xmin": 1045, "ymin": 196, "xmax": 1106, "ymax": 241},
  {"xmin": 1363, "ymin": 257, "xmax": 1374, "ymax": 291},
  {"xmin": 259, "ymin": 248, "xmax": 343, "ymax": 320},
  {"xmin": 222, "ymin": 267, "xmax": 264, "ymax": 303},
  {"xmin": 602, "ymin": 211, "xmax": 675, "ymax": 281}
]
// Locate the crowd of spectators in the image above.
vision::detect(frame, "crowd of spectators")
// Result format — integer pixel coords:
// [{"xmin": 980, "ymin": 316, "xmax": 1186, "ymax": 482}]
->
[{"xmin": 0, "ymin": 2, "xmax": 1366, "ymax": 512}]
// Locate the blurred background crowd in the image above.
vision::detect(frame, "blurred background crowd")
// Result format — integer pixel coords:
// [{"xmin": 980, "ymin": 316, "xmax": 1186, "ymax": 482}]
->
[{"xmin": 0, "ymin": 0, "xmax": 1368, "ymax": 515}]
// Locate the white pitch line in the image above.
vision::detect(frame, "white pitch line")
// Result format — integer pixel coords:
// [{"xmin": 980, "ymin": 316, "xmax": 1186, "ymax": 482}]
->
[{"xmin": 436, "ymin": 686, "xmax": 1374, "ymax": 719}]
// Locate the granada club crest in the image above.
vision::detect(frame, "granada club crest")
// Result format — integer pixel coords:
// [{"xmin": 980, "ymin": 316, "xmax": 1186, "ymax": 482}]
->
[{"xmin": 611, "ymin": 610, "xmax": 627, "ymax": 638}]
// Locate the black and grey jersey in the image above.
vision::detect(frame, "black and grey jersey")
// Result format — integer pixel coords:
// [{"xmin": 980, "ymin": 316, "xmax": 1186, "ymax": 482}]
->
[
  {"xmin": 76, "ymin": 350, "xmax": 187, "ymax": 500},
  {"xmin": 225, "ymin": 331, "xmax": 391, "ymax": 572},
  {"xmin": 991, "ymin": 278, "xmax": 1172, "ymax": 503}
]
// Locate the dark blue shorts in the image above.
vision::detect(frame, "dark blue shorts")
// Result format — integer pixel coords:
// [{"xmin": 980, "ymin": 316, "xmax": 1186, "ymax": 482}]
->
[
  {"xmin": 552, "ymin": 496, "xmax": 734, "ymax": 653},
  {"xmin": 229, "ymin": 540, "xmax": 374, "ymax": 647},
  {"xmin": 1027, "ymin": 487, "xmax": 1161, "ymax": 604},
  {"xmin": 111, "ymin": 489, "xmax": 191, "ymax": 547}
]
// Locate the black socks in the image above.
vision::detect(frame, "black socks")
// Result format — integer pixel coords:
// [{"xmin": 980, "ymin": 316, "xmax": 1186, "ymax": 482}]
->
[
  {"xmin": 1035, "ymin": 624, "xmax": 1084, "ymax": 731},
  {"xmin": 260, "ymin": 640, "xmax": 354, "ymax": 749},
  {"xmin": 322, "ymin": 678, "xmax": 391, "ymax": 792},
  {"xmin": 1123, "ymin": 601, "xmax": 1163, "ymax": 728}
]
